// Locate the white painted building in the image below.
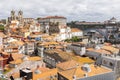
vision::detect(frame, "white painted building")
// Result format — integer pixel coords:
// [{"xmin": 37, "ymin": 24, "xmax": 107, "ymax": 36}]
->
[
  {"xmin": 55, "ymin": 27, "xmax": 83, "ymax": 41},
  {"xmin": 71, "ymin": 28, "xmax": 83, "ymax": 37},
  {"xmin": 29, "ymin": 23, "xmax": 41, "ymax": 33},
  {"xmin": 3, "ymin": 38, "xmax": 25, "ymax": 54},
  {"xmin": 9, "ymin": 20, "xmax": 19, "ymax": 29},
  {"xmin": 0, "ymin": 32, "xmax": 5, "ymax": 47},
  {"xmin": 55, "ymin": 26, "xmax": 71, "ymax": 41},
  {"xmin": 38, "ymin": 16, "xmax": 67, "ymax": 26},
  {"xmin": 24, "ymin": 41, "xmax": 35, "ymax": 55}
]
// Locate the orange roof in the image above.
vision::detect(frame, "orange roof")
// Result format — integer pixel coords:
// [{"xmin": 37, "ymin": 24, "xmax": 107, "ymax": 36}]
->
[
  {"xmin": 0, "ymin": 32, "xmax": 6, "ymax": 37},
  {"xmin": 42, "ymin": 35, "xmax": 56, "ymax": 41},
  {"xmin": 39, "ymin": 41, "xmax": 59, "ymax": 46},
  {"xmin": 45, "ymin": 49, "xmax": 94, "ymax": 64},
  {"xmin": 2, "ymin": 52, "xmax": 8, "ymax": 55},
  {"xmin": 12, "ymin": 68, "xmax": 57, "ymax": 80},
  {"xmin": 57, "ymin": 60, "xmax": 79, "ymax": 70},
  {"xmin": 45, "ymin": 16, "xmax": 66, "ymax": 19},
  {"xmin": 10, "ymin": 59, "xmax": 22, "ymax": 64},
  {"xmin": 71, "ymin": 28, "xmax": 82, "ymax": 32},
  {"xmin": 87, "ymin": 48, "xmax": 112, "ymax": 54},
  {"xmin": 11, "ymin": 28, "xmax": 17, "ymax": 32},
  {"xmin": 10, "ymin": 53, "xmax": 25, "ymax": 60},
  {"xmin": 11, "ymin": 41, "xmax": 24, "ymax": 46},
  {"xmin": 0, "ymin": 57, "xmax": 7, "ymax": 61},
  {"xmin": 44, "ymin": 49, "xmax": 72, "ymax": 61},
  {"xmin": 10, "ymin": 56, "xmax": 41, "ymax": 65},
  {"xmin": 72, "ymin": 56, "xmax": 94, "ymax": 64},
  {"xmin": 33, "ymin": 68, "xmax": 57, "ymax": 80},
  {"xmin": 28, "ymin": 56, "xmax": 41, "ymax": 61},
  {"xmin": 102, "ymin": 46, "xmax": 119, "ymax": 54},
  {"xmin": 58, "ymin": 64, "xmax": 112, "ymax": 80},
  {"xmin": 55, "ymin": 45, "xmax": 63, "ymax": 49}
]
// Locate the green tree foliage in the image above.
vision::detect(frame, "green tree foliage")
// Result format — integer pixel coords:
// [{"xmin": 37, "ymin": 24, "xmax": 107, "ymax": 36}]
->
[
  {"xmin": 67, "ymin": 21, "xmax": 77, "ymax": 28},
  {"xmin": 49, "ymin": 22, "xmax": 60, "ymax": 34},
  {"xmin": 109, "ymin": 35, "xmax": 115, "ymax": 39},
  {"xmin": 71, "ymin": 36, "xmax": 80, "ymax": 42},
  {"xmin": 0, "ymin": 25, "xmax": 4, "ymax": 30},
  {"xmin": 65, "ymin": 39, "xmax": 71, "ymax": 42},
  {"xmin": 65, "ymin": 36, "xmax": 80, "ymax": 42}
]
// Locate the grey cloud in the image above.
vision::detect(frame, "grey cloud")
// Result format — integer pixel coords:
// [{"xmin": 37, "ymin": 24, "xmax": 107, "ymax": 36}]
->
[{"xmin": 0, "ymin": 0, "xmax": 120, "ymax": 21}]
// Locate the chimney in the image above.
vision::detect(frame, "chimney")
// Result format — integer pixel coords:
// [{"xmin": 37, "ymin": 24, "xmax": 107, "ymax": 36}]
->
[
  {"xmin": 76, "ymin": 63, "xmax": 79, "ymax": 67},
  {"xmin": 36, "ymin": 65, "xmax": 40, "ymax": 69},
  {"xmin": 84, "ymin": 73, "xmax": 88, "ymax": 77},
  {"xmin": 94, "ymin": 65, "xmax": 98, "ymax": 69},
  {"xmin": 34, "ymin": 65, "xmax": 41, "ymax": 74},
  {"xmin": 73, "ymin": 75, "xmax": 76, "ymax": 80}
]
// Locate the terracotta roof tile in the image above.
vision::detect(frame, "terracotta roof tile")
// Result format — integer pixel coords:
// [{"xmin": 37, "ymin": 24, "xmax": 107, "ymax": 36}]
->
[{"xmin": 71, "ymin": 28, "xmax": 82, "ymax": 32}]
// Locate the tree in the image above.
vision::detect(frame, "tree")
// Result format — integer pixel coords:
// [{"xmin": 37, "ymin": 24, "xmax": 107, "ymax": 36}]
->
[
  {"xmin": 0, "ymin": 25, "xmax": 4, "ymax": 30},
  {"xmin": 65, "ymin": 39, "xmax": 71, "ymax": 42},
  {"xmin": 65, "ymin": 36, "xmax": 80, "ymax": 42},
  {"xmin": 109, "ymin": 35, "xmax": 115, "ymax": 39},
  {"xmin": 71, "ymin": 36, "xmax": 80, "ymax": 42}
]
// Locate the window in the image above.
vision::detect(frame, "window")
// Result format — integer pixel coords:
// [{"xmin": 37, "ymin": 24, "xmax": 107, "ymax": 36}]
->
[
  {"xmin": 109, "ymin": 62, "xmax": 113, "ymax": 66},
  {"xmin": 103, "ymin": 60, "xmax": 107, "ymax": 64}
]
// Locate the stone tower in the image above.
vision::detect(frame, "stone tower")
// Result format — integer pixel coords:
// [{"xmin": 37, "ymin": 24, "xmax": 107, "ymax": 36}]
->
[
  {"xmin": 18, "ymin": 10, "xmax": 23, "ymax": 25},
  {"xmin": 11, "ymin": 10, "xmax": 16, "ymax": 20}
]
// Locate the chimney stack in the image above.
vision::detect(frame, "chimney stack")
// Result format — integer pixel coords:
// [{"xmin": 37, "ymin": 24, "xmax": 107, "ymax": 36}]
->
[
  {"xmin": 84, "ymin": 73, "xmax": 88, "ymax": 77},
  {"xmin": 73, "ymin": 75, "xmax": 76, "ymax": 80}
]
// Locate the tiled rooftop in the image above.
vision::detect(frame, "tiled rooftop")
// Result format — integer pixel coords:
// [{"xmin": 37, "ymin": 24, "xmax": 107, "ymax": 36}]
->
[
  {"xmin": 71, "ymin": 28, "xmax": 82, "ymax": 32},
  {"xmin": 102, "ymin": 45, "xmax": 119, "ymax": 54},
  {"xmin": 57, "ymin": 60, "xmax": 112, "ymax": 80}
]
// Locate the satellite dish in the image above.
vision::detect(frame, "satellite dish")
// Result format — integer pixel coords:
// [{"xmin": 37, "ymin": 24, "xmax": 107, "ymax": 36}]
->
[
  {"xmin": 34, "ymin": 69, "xmax": 41, "ymax": 74},
  {"xmin": 82, "ymin": 64, "xmax": 91, "ymax": 73}
]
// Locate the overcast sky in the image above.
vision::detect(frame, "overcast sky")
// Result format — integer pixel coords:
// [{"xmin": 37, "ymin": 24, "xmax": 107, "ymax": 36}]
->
[{"xmin": 0, "ymin": 0, "xmax": 120, "ymax": 22}]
